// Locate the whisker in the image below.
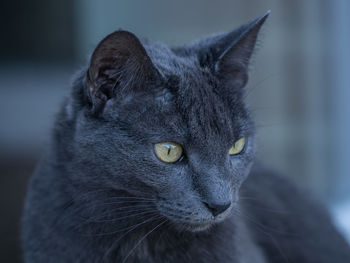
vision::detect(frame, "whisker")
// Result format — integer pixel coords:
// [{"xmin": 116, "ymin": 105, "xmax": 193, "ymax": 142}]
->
[
  {"xmin": 239, "ymin": 196, "xmax": 260, "ymax": 201},
  {"xmin": 79, "ymin": 204, "xmax": 157, "ymax": 221},
  {"xmin": 248, "ymin": 105, "xmax": 278, "ymax": 111},
  {"xmin": 86, "ymin": 209, "xmax": 158, "ymax": 223},
  {"xmin": 95, "ymin": 200, "xmax": 156, "ymax": 206},
  {"xmin": 77, "ymin": 195, "xmax": 157, "ymax": 203},
  {"xmin": 255, "ymin": 122, "xmax": 286, "ymax": 129},
  {"xmin": 96, "ymin": 204, "xmax": 157, "ymax": 215},
  {"xmin": 239, "ymin": 197, "xmax": 292, "ymax": 214},
  {"xmin": 234, "ymin": 208, "xmax": 298, "ymax": 236},
  {"xmin": 243, "ymin": 71, "xmax": 282, "ymax": 100},
  {"xmin": 79, "ymin": 205, "xmax": 157, "ymax": 224},
  {"xmin": 104, "ymin": 216, "xmax": 165, "ymax": 260},
  {"xmin": 102, "ymin": 196, "xmax": 157, "ymax": 201},
  {"xmin": 73, "ymin": 188, "xmax": 109, "ymax": 199},
  {"xmin": 73, "ymin": 188, "xmax": 157, "ymax": 202},
  {"xmin": 121, "ymin": 219, "xmax": 168, "ymax": 263},
  {"xmin": 89, "ymin": 214, "xmax": 161, "ymax": 237}
]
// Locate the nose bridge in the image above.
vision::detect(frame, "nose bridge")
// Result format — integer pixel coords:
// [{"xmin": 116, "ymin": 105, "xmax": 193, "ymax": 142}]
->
[{"xmin": 193, "ymin": 164, "xmax": 233, "ymax": 204}]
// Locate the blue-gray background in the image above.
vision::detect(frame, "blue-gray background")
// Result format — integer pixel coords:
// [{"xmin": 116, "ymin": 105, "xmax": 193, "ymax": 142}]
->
[{"xmin": 1, "ymin": 0, "xmax": 350, "ymax": 262}]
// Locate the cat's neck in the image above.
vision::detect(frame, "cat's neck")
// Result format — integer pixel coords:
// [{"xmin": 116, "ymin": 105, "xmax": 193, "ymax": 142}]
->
[{"xmin": 99, "ymin": 216, "xmax": 240, "ymax": 262}]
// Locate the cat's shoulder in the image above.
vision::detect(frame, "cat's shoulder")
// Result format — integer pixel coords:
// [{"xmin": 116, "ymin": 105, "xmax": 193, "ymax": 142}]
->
[
  {"xmin": 240, "ymin": 162, "xmax": 350, "ymax": 262},
  {"xmin": 242, "ymin": 161, "xmax": 311, "ymax": 203}
]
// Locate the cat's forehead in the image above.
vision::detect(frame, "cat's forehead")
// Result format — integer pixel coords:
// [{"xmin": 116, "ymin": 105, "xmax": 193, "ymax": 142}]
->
[
  {"xmin": 144, "ymin": 42, "xmax": 199, "ymax": 77},
  {"xmin": 144, "ymin": 42, "xmax": 213, "ymax": 97},
  {"xmin": 124, "ymin": 42, "xmax": 251, "ymax": 145}
]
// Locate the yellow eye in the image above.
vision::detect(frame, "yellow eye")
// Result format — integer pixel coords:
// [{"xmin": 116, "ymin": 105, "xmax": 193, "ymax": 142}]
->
[
  {"xmin": 154, "ymin": 142, "xmax": 183, "ymax": 163},
  {"xmin": 229, "ymin": 137, "xmax": 246, "ymax": 155}
]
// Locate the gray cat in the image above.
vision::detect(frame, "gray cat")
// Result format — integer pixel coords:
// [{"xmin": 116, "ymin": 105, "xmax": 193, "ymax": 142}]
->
[{"xmin": 21, "ymin": 12, "xmax": 350, "ymax": 262}]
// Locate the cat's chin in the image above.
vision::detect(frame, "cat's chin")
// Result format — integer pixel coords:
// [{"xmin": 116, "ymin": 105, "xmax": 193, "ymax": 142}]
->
[
  {"xmin": 170, "ymin": 220, "xmax": 216, "ymax": 233},
  {"xmin": 185, "ymin": 222, "xmax": 214, "ymax": 232}
]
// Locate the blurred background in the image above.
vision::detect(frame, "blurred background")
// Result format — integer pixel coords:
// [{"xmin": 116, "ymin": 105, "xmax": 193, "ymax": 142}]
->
[{"xmin": 1, "ymin": 0, "xmax": 350, "ymax": 262}]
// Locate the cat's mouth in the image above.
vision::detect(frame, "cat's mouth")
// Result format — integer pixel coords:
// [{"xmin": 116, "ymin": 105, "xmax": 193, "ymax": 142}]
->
[{"xmin": 156, "ymin": 200, "xmax": 233, "ymax": 232}]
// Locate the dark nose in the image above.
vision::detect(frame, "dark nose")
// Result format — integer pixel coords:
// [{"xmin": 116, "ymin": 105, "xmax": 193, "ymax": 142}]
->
[{"xmin": 203, "ymin": 201, "xmax": 231, "ymax": 217}]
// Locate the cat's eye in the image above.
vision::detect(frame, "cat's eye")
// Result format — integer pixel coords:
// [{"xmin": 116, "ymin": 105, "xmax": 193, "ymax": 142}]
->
[
  {"xmin": 229, "ymin": 137, "xmax": 246, "ymax": 155},
  {"xmin": 154, "ymin": 142, "xmax": 183, "ymax": 163}
]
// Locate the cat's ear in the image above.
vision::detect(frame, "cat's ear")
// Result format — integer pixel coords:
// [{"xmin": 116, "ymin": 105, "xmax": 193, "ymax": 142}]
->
[
  {"xmin": 86, "ymin": 30, "xmax": 160, "ymax": 115},
  {"xmin": 216, "ymin": 12, "xmax": 269, "ymax": 85},
  {"xmin": 198, "ymin": 11, "xmax": 269, "ymax": 87}
]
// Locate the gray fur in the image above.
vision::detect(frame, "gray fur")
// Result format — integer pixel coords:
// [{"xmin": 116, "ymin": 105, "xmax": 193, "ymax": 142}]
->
[{"xmin": 21, "ymin": 12, "xmax": 350, "ymax": 262}]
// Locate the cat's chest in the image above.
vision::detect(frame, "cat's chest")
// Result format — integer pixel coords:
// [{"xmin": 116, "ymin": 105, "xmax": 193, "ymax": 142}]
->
[
  {"xmin": 111, "ymin": 224, "xmax": 264, "ymax": 263},
  {"xmin": 118, "ymin": 240, "xmax": 238, "ymax": 263}
]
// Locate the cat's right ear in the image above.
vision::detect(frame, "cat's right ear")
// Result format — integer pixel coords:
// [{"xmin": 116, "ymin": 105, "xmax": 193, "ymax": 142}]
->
[{"xmin": 86, "ymin": 30, "xmax": 160, "ymax": 115}]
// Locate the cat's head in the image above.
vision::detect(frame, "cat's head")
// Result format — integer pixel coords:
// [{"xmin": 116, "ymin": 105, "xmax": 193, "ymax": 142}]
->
[{"xmin": 68, "ymin": 12, "xmax": 268, "ymax": 232}]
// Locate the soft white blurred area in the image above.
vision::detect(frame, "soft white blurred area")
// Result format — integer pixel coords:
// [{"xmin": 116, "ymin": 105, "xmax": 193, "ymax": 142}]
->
[{"xmin": 1, "ymin": 0, "xmax": 349, "ymax": 261}]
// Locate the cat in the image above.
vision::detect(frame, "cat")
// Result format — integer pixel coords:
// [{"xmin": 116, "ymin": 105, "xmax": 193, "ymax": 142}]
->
[{"xmin": 21, "ymin": 11, "xmax": 350, "ymax": 263}]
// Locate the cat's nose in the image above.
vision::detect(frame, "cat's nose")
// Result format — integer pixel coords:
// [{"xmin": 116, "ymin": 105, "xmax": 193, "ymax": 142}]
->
[{"xmin": 203, "ymin": 201, "xmax": 231, "ymax": 217}]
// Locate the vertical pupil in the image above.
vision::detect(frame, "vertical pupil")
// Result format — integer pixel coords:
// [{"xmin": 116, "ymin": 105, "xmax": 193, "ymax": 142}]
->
[{"xmin": 167, "ymin": 147, "xmax": 171, "ymax": 155}]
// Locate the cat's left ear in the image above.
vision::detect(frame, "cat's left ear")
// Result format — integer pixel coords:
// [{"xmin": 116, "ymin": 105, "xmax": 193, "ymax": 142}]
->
[{"xmin": 199, "ymin": 11, "xmax": 269, "ymax": 87}]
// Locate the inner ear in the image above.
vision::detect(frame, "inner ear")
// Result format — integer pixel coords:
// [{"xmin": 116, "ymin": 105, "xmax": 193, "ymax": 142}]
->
[{"xmin": 87, "ymin": 30, "xmax": 160, "ymax": 115}]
